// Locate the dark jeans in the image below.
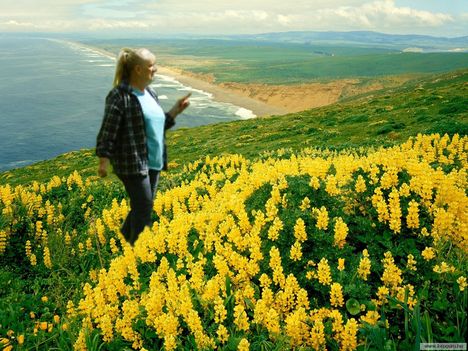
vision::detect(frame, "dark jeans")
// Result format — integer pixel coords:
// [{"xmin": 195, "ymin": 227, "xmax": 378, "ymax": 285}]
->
[{"xmin": 117, "ymin": 170, "xmax": 160, "ymax": 245}]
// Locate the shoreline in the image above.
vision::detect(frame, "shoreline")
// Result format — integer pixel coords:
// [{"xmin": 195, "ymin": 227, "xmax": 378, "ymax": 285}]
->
[
  {"xmin": 70, "ymin": 40, "xmax": 288, "ymax": 117},
  {"xmin": 156, "ymin": 66, "xmax": 290, "ymax": 117},
  {"xmin": 71, "ymin": 40, "xmax": 412, "ymax": 117}
]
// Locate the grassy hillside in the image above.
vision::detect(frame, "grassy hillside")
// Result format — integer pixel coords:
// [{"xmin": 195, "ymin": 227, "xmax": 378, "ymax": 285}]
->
[
  {"xmin": 0, "ymin": 69, "xmax": 467, "ymax": 350},
  {"xmin": 0, "ymin": 136, "xmax": 466, "ymax": 350},
  {"xmin": 86, "ymin": 39, "xmax": 468, "ymax": 84},
  {"xmin": 1, "ymin": 69, "xmax": 466, "ymax": 187}
]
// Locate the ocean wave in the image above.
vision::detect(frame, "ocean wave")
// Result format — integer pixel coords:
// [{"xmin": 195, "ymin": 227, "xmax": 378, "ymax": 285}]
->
[
  {"xmin": 235, "ymin": 107, "xmax": 256, "ymax": 119},
  {"xmin": 51, "ymin": 39, "xmax": 116, "ymax": 61},
  {"xmin": 1, "ymin": 159, "xmax": 37, "ymax": 171}
]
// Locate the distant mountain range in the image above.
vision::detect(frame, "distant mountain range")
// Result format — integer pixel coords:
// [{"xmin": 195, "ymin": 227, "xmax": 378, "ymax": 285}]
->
[{"xmin": 227, "ymin": 31, "xmax": 468, "ymax": 52}]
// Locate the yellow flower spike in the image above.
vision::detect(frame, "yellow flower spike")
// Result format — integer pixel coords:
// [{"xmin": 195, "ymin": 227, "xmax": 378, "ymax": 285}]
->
[
  {"xmin": 333, "ymin": 217, "xmax": 348, "ymax": 249},
  {"xmin": 6, "ymin": 330, "xmax": 14, "ymax": 337},
  {"xmin": 40, "ymin": 321, "xmax": 48, "ymax": 331},
  {"xmin": 361, "ymin": 311, "xmax": 380, "ymax": 326},
  {"xmin": 293, "ymin": 218, "xmax": 307, "ymax": 242},
  {"xmin": 330, "ymin": 283, "xmax": 344, "ymax": 307},
  {"xmin": 457, "ymin": 276, "xmax": 467, "ymax": 291},
  {"xmin": 315, "ymin": 206, "xmax": 329, "ymax": 230},
  {"xmin": 290, "ymin": 241, "xmax": 303, "ymax": 261},
  {"xmin": 237, "ymin": 338, "xmax": 250, "ymax": 351},
  {"xmin": 317, "ymin": 258, "xmax": 332, "ymax": 286},
  {"xmin": 388, "ymin": 188, "xmax": 402, "ymax": 234},
  {"xmin": 357, "ymin": 250, "xmax": 372, "ymax": 281},
  {"xmin": 338, "ymin": 258, "xmax": 345, "ymax": 271},
  {"xmin": 355, "ymin": 175, "xmax": 367, "ymax": 193},
  {"xmin": 406, "ymin": 254, "xmax": 417, "ymax": 271},
  {"xmin": 17, "ymin": 334, "xmax": 25, "ymax": 345},
  {"xmin": 406, "ymin": 200, "xmax": 420, "ymax": 229},
  {"xmin": 299, "ymin": 197, "xmax": 311, "ymax": 211},
  {"xmin": 325, "ymin": 175, "xmax": 340, "ymax": 196},
  {"xmin": 216, "ymin": 324, "xmax": 229, "ymax": 344},
  {"xmin": 310, "ymin": 319, "xmax": 326, "ymax": 350},
  {"xmin": 341, "ymin": 318, "xmax": 359, "ymax": 351},
  {"xmin": 41, "ymin": 296, "xmax": 48, "ymax": 303},
  {"xmin": 53, "ymin": 315, "xmax": 60, "ymax": 324}
]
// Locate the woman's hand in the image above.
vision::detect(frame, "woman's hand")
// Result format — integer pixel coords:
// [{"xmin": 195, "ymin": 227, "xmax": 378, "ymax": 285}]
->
[
  {"xmin": 168, "ymin": 93, "xmax": 191, "ymax": 119},
  {"xmin": 98, "ymin": 157, "xmax": 110, "ymax": 177}
]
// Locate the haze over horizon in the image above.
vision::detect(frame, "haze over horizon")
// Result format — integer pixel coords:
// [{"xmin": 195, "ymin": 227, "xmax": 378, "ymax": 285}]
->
[{"xmin": 1, "ymin": 0, "xmax": 467, "ymax": 38}]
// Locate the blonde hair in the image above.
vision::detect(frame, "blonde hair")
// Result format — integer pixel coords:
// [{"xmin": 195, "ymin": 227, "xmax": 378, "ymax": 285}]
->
[{"xmin": 113, "ymin": 48, "xmax": 155, "ymax": 87}]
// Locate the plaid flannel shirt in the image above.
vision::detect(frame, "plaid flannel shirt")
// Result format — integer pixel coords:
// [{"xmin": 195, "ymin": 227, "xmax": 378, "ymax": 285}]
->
[{"xmin": 96, "ymin": 81, "xmax": 175, "ymax": 175}]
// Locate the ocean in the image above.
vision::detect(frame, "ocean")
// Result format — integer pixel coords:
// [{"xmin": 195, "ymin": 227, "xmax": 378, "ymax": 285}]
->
[{"xmin": 0, "ymin": 35, "xmax": 254, "ymax": 172}]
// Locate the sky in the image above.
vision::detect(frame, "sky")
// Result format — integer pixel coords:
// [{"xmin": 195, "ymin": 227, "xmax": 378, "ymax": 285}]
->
[{"xmin": 0, "ymin": 0, "xmax": 467, "ymax": 37}]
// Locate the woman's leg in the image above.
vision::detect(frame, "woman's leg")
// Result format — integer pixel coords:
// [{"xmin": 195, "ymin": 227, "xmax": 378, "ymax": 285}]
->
[
  {"xmin": 149, "ymin": 170, "xmax": 161, "ymax": 199},
  {"xmin": 118, "ymin": 173, "xmax": 154, "ymax": 245}
]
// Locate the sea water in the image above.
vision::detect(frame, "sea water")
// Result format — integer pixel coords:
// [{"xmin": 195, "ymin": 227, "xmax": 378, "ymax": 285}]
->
[{"xmin": 0, "ymin": 35, "xmax": 254, "ymax": 172}]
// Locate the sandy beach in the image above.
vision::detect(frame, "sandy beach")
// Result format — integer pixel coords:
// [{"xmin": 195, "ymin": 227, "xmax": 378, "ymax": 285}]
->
[
  {"xmin": 156, "ymin": 66, "xmax": 290, "ymax": 117},
  {"xmin": 75, "ymin": 41, "xmax": 289, "ymax": 117}
]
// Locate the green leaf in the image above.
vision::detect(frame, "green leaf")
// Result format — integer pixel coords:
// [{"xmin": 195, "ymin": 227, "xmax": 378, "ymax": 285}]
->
[{"xmin": 346, "ymin": 298, "xmax": 361, "ymax": 315}]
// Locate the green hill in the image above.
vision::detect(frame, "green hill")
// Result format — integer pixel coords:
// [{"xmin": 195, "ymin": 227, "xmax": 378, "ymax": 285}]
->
[
  {"xmin": 87, "ymin": 38, "xmax": 468, "ymax": 84},
  {"xmin": 1, "ymin": 69, "xmax": 466, "ymax": 187}
]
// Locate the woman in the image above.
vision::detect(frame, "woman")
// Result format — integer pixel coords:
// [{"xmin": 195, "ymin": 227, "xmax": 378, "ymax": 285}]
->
[{"xmin": 96, "ymin": 47, "xmax": 190, "ymax": 246}]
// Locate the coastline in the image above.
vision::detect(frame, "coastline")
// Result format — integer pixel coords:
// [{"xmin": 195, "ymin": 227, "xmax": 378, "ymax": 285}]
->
[
  {"xmin": 156, "ymin": 66, "xmax": 290, "ymax": 117},
  {"xmin": 70, "ymin": 40, "xmax": 411, "ymax": 117},
  {"xmin": 69, "ymin": 40, "xmax": 288, "ymax": 117}
]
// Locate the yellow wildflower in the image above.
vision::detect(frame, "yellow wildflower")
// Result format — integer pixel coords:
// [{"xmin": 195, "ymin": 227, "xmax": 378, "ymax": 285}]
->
[
  {"xmin": 290, "ymin": 241, "xmax": 303, "ymax": 261},
  {"xmin": 325, "ymin": 175, "xmax": 340, "ymax": 196},
  {"xmin": 315, "ymin": 206, "xmax": 329, "ymax": 230},
  {"xmin": 406, "ymin": 254, "xmax": 417, "ymax": 271},
  {"xmin": 333, "ymin": 217, "xmax": 348, "ymax": 249},
  {"xmin": 433, "ymin": 262, "xmax": 455, "ymax": 274},
  {"xmin": 267, "ymin": 217, "xmax": 283, "ymax": 241},
  {"xmin": 422, "ymin": 247, "xmax": 436, "ymax": 261},
  {"xmin": 317, "ymin": 258, "xmax": 332, "ymax": 286},
  {"xmin": 357, "ymin": 249, "xmax": 372, "ymax": 281},
  {"xmin": 294, "ymin": 218, "xmax": 307, "ymax": 242},
  {"xmin": 234, "ymin": 304, "xmax": 250, "ymax": 331},
  {"xmin": 406, "ymin": 200, "xmax": 420, "ymax": 229},
  {"xmin": 238, "ymin": 338, "xmax": 250, "ymax": 351},
  {"xmin": 341, "ymin": 318, "xmax": 358, "ymax": 351},
  {"xmin": 216, "ymin": 324, "xmax": 229, "ymax": 344},
  {"xmin": 43, "ymin": 247, "xmax": 52, "ymax": 269},
  {"xmin": 330, "ymin": 283, "xmax": 344, "ymax": 307},
  {"xmin": 337, "ymin": 258, "xmax": 345, "ymax": 271},
  {"xmin": 355, "ymin": 175, "xmax": 367, "ymax": 193},
  {"xmin": 388, "ymin": 188, "xmax": 402, "ymax": 234},
  {"xmin": 457, "ymin": 276, "xmax": 467, "ymax": 291},
  {"xmin": 361, "ymin": 311, "xmax": 380, "ymax": 326},
  {"xmin": 300, "ymin": 197, "xmax": 311, "ymax": 211},
  {"xmin": 310, "ymin": 319, "xmax": 326, "ymax": 350}
]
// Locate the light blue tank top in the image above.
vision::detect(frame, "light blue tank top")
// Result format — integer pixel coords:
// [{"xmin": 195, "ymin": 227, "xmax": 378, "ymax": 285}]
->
[{"xmin": 132, "ymin": 88, "xmax": 165, "ymax": 170}]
